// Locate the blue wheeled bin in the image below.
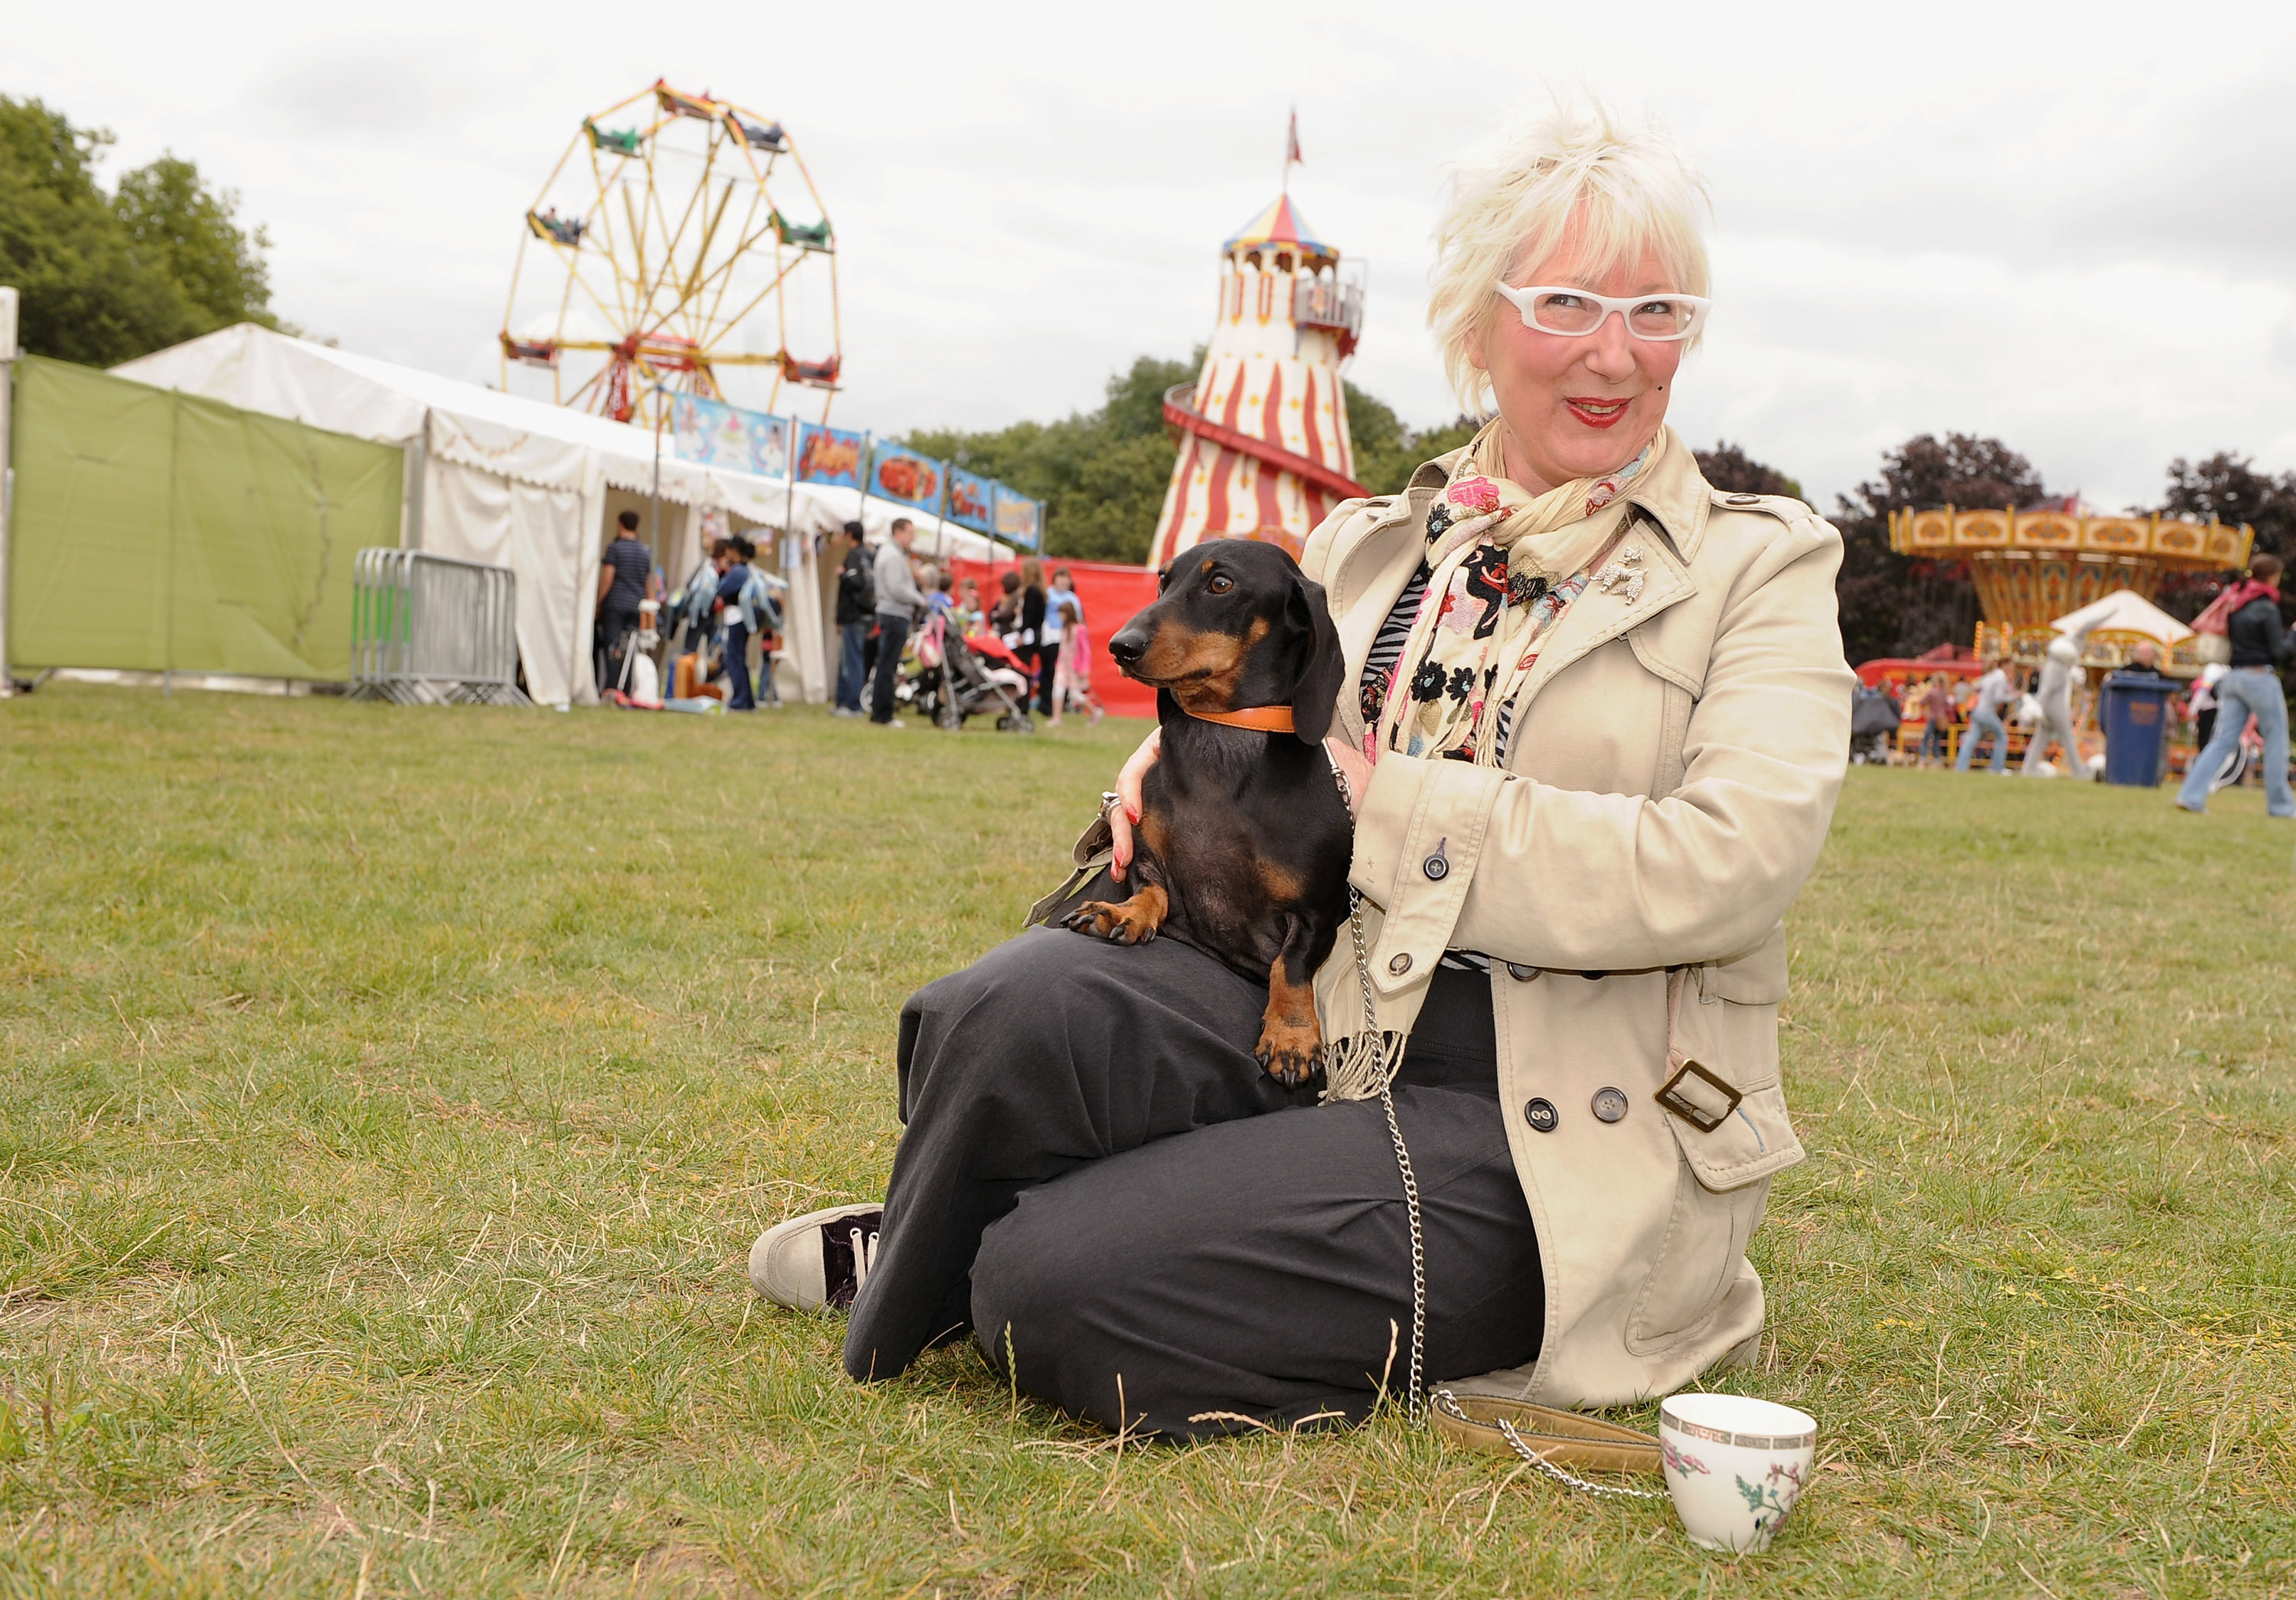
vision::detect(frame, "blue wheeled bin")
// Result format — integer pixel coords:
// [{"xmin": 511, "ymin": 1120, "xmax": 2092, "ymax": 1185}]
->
[{"xmin": 2099, "ymin": 672, "xmax": 2179, "ymax": 786}]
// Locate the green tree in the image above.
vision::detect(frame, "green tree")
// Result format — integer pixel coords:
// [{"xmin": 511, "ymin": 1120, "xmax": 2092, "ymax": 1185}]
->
[
  {"xmin": 0, "ymin": 96, "xmax": 285, "ymax": 368},
  {"xmin": 1832, "ymin": 433, "xmax": 2048, "ymax": 663},
  {"xmin": 1694, "ymin": 441, "xmax": 1803, "ymax": 500},
  {"xmin": 1345, "ymin": 382, "xmax": 1480, "ymax": 495},
  {"xmin": 907, "ymin": 354, "xmax": 1196, "ymax": 565}
]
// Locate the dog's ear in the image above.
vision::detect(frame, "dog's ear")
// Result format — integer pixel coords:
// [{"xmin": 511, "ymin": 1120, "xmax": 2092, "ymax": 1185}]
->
[{"xmin": 1287, "ymin": 571, "xmax": 1346, "ymax": 745}]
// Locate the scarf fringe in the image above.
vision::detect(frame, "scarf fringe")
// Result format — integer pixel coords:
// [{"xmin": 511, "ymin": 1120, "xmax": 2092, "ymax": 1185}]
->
[{"xmin": 1320, "ymin": 1028, "xmax": 1408, "ymax": 1104}]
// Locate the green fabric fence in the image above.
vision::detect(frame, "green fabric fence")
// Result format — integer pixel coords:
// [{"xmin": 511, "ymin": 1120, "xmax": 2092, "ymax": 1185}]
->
[{"xmin": 7, "ymin": 354, "xmax": 403, "ymax": 679}]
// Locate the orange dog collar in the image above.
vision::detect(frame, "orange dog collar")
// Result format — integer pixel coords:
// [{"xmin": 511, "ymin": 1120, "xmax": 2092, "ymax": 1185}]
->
[{"xmin": 1186, "ymin": 705, "xmax": 1296, "ymax": 734}]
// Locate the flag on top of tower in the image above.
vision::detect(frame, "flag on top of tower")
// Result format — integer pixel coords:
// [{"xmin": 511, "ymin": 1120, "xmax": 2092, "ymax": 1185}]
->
[{"xmin": 1286, "ymin": 108, "xmax": 1303, "ymax": 168}]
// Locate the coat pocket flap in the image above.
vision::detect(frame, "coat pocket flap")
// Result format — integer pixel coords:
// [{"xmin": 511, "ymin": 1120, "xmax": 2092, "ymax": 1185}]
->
[{"xmin": 1662, "ymin": 1080, "xmax": 1803, "ymax": 1191}]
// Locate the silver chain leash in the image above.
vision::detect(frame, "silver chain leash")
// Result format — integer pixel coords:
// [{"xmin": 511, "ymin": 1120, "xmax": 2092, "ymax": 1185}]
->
[
  {"xmin": 1329, "ymin": 758, "xmax": 1427, "ymax": 1423},
  {"xmin": 1428, "ymin": 1390, "xmax": 1670, "ymax": 1501}
]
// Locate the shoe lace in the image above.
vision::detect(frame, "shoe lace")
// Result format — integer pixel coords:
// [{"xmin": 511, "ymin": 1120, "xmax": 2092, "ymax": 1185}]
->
[{"xmin": 848, "ymin": 1225, "xmax": 879, "ymax": 1291}]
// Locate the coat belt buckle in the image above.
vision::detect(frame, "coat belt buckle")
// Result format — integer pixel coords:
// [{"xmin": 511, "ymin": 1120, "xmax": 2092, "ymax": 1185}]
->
[{"xmin": 1655, "ymin": 1059, "xmax": 1742, "ymax": 1133}]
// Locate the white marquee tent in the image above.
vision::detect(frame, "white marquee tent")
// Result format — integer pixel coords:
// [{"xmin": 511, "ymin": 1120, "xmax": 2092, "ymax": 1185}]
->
[
  {"xmin": 2049, "ymin": 590, "xmax": 2195, "ymax": 646},
  {"xmin": 114, "ymin": 324, "xmax": 1007, "ymax": 706}
]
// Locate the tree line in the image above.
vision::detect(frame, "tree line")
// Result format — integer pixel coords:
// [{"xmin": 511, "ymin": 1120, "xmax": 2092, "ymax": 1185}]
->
[
  {"xmin": 0, "ymin": 96, "xmax": 285, "ymax": 368},
  {"xmin": 7, "ymin": 93, "xmax": 2284, "ymax": 667}
]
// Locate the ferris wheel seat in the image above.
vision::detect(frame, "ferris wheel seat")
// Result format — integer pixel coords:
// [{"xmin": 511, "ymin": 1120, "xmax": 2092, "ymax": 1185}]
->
[
  {"xmin": 780, "ymin": 354, "xmax": 841, "ymax": 388},
  {"xmin": 771, "ymin": 210, "xmax": 834, "ymax": 251},
  {"xmin": 735, "ymin": 116, "xmax": 788, "ymax": 152},
  {"xmin": 582, "ymin": 119, "xmax": 643, "ymax": 158},
  {"xmin": 500, "ymin": 334, "xmax": 559, "ymax": 369},
  {"xmin": 526, "ymin": 209, "xmax": 585, "ymax": 248}
]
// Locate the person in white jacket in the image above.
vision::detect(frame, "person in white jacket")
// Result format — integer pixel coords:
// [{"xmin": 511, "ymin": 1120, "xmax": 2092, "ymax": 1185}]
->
[{"xmin": 2022, "ymin": 634, "xmax": 2092, "ymax": 779}]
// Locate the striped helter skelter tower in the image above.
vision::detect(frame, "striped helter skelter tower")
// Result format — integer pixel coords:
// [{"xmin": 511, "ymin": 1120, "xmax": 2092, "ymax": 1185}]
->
[{"xmin": 1148, "ymin": 195, "xmax": 1369, "ymax": 569}]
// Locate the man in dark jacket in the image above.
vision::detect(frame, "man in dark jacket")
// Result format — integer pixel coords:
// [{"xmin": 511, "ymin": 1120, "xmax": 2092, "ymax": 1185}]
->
[
  {"xmin": 595, "ymin": 510, "xmax": 654, "ymax": 692},
  {"xmin": 2177, "ymin": 553, "xmax": 2293, "ymax": 816},
  {"xmin": 833, "ymin": 522, "xmax": 873, "ymax": 717},
  {"xmin": 716, "ymin": 536, "xmax": 761, "ymax": 712}
]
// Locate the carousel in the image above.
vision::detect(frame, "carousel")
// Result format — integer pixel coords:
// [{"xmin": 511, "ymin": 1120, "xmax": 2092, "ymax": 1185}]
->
[{"xmin": 1888, "ymin": 504, "xmax": 2252, "ymax": 673}]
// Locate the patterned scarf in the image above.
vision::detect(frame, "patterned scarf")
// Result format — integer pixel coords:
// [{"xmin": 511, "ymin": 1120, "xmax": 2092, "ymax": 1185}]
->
[{"xmin": 1370, "ymin": 421, "xmax": 1667, "ymax": 765}]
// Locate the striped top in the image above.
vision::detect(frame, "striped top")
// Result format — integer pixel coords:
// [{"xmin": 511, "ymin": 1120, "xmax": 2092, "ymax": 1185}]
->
[{"xmin": 1357, "ymin": 555, "xmax": 1599, "ymax": 972}]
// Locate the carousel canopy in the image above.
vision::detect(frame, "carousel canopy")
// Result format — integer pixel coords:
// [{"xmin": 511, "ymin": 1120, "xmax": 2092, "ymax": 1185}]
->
[
  {"xmin": 2050, "ymin": 590, "xmax": 2193, "ymax": 645},
  {"xmin": 1221, "ymin": 195, "xmax": 1336, "ymax": 262}
]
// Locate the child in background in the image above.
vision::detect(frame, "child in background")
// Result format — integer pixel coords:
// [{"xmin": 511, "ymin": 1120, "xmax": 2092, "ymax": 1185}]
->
[{"xmin": 1047, "ymin": 575, "xmax": 1102, "ymax": 728}]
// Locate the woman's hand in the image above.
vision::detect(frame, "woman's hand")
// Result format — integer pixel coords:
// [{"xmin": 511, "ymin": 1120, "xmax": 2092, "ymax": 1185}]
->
[
  {"xmin": 1325, "ymin": 735, "xmax": 1371, "ymax": 820},
  {"xmin": 1107, "ymin": 728, "xmax": 1160, "ymax": 881}
]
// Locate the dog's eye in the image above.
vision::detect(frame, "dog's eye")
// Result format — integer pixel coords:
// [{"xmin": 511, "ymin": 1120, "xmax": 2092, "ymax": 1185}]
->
[{"xmin": 1208, "ymin": 574, "xmax": 1234, "ymax": 594}]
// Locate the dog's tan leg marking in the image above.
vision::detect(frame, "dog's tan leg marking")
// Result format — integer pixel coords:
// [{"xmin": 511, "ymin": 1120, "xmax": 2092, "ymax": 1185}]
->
[
  {"xmin": 1256, "ymin": 937, "xmax": 1322, "ymax": 1087},
  {"xmin": 1063, "ymin": 884, "xmax": 1170, "ymax": 946}
]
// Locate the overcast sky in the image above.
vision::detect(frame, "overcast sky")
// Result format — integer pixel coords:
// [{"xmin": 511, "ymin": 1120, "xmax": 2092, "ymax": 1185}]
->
[{"xmin": 13, "ymin": 0, "xmax": 2296, "ymax": 513}]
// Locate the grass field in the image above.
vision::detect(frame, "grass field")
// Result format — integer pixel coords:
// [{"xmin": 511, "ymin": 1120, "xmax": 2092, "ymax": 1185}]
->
[{"xmin": 2, "ymin": 683, "xmax": 2291, "ymax": 1598}]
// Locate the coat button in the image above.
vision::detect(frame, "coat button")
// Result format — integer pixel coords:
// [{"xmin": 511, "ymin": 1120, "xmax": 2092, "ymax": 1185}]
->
[
  {"xmin": 1524, "ymin": 1097, "xmax": 1559, "ymax": 1133},
  {"xmin": 1724, "ymin": 493, "xmax": 1762, "ymax": 506},
  {"xmin": 1590, "ymin": 1087, "xmax": 1629, "ymax": 1123},
  {"xmin": 1388, "ymin": 953, "xmax": 1413, "ymax": 976},
  {"xmin": 1423, "ymin": 849, "xmax": 1449, "ymax": 881},
  {"xmin": 1505, "ymin": 962, "xmax": 1540, "ymax": 982}
]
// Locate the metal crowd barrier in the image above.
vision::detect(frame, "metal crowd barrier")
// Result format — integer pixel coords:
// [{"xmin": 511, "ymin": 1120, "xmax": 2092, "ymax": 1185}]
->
[{"xmin": 348, "ymin": 549, "xmax": 529, "ymax": 705}]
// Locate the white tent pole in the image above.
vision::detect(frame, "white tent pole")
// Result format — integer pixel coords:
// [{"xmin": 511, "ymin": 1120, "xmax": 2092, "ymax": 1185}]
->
[{"xmin": 0, "ymin": 287, "xmax": 16, "ymax": 698}]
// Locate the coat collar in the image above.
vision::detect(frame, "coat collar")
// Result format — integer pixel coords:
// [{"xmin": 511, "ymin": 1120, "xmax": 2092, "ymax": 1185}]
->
[{"xmin": 1327, "ymin": 431, "xmax": 1713, "ymax": 745}]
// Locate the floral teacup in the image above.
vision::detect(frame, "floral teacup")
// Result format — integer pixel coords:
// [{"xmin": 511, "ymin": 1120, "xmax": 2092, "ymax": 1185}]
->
[{"xmin": 1658, "ymin": 1392, "xmax": 1818, "ymax": 1554}]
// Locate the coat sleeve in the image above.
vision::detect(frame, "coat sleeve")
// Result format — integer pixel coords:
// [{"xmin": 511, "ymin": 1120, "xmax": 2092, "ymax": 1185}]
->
[{"xmin": 1348, "ymin": 514, "xmax": 1855, "ymax": 975}]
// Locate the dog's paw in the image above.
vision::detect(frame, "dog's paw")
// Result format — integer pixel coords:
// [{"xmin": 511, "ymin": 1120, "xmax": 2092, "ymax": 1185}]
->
[
  {"xmin": 1254, "ymin": 1018, "xmax": 1322, "ymax": 1087},
  {"xmin": 1063, "ymin": 900, "xmax": 1159, "ymax": 945}
]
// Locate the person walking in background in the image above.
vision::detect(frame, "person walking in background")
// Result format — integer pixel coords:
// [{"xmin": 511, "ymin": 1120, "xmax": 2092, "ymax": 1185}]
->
[
  {"xmin": 1017, "ymin": 556, "xmax": 1052, "ymax": 718},
  {"xmin": 2177, "ymin": 553, "xmax": 2294, "ymax": 817},
  {"xmin": 1035, "ymin": 559, "xmax": 1065, "ymax": 719},
  {"xmin": 1917, "ymin": 672, "xmax": 1955, "ymax": 767},
  {"xmin": 833, "ymin": 522, "xmax": 874, "ymax": 718},
  {"xmin": 2022, "ymin": 634, "xmax": 2093, "ymax": 780},
  {"xmin": 869, "ymin": 519, "xmax": 925, "ymax": 728},
  {"xmin": 1956, "ymin": 654, "xmax": 2015, "ymax": 774},
  {"xmin": 714, "ymin": 535, "xmax": 760, "ymax": 712},
  {"xmin": 1046, "ymin": 572, "xmax": 1102, "ymax": 728},
  {"xmin": 990, "ymin": 571, "xmax": 1022, "ymax": 637},
  {"xmin": 595, "ymin": 510, "xmax": 654, "ymax": 692}
]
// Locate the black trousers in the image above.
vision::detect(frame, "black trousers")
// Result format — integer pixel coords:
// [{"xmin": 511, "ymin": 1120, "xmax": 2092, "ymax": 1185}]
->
[
  {"xmin": 843, "ymin": 928, "xmax": 1543, "ymax": 1437},
  {"xmin": 594, "ymin": 605, "xmax": 639, "ymax": 692},
  {"xmin": 869, "ymin": 614, "xmax": 911, "ymax": 724}
]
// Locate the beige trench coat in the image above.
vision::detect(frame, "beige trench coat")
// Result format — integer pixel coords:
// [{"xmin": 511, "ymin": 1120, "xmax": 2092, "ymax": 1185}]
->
[{"xmin": 1300, "ymin": 429, "xmax": 1855, "ymax": 1408}]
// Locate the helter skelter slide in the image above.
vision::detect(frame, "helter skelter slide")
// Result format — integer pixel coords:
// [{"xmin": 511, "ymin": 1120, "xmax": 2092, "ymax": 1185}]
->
[{"xmin": 498, "ymin": 80, "xmax": 843, "ymax": 431}]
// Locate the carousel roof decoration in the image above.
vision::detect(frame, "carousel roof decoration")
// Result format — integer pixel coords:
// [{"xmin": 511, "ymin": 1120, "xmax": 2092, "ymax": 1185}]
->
[
  {"xmin": 1221, "ymin": 196, "xmax": 1338, "ymax": 265},
  {"xmin": 1889, "ymin": 504, "xmax": 2255, "ymax": 671}
]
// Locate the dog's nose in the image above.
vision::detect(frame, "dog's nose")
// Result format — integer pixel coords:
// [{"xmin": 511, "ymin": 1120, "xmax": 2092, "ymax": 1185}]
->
[{"xmin": 1108, "ymin": 628, "xmax": 1146, "ymax": 666}]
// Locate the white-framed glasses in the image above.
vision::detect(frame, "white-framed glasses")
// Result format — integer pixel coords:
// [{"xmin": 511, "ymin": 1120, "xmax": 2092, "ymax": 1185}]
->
[{"xmin": 1492, "ymin": 282, "xmax": 1710, "ymax": 341}]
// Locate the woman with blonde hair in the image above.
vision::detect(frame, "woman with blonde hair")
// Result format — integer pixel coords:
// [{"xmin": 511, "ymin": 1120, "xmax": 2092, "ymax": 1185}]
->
[{"xmin": 755, "ymin": 98, "xmax": 1852, "ymax": 1438}]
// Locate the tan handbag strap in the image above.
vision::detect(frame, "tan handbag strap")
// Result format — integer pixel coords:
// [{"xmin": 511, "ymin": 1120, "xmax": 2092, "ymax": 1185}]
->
[{"xmin": 1430, "ymin": 1390, "xmax": 1665, "ymax": 1491}]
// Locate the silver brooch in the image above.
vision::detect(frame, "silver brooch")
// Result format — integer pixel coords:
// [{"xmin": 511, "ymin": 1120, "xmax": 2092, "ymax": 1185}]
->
[{"xmin": 1593, "ymin": 544, "xmax": 1645, "ymax": 603}]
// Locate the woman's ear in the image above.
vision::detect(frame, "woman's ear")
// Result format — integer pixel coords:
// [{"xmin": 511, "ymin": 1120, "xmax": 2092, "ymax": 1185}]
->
[{"xmin": 1287, "ymin": 572, "xmax": 1346, "ymax": 745}]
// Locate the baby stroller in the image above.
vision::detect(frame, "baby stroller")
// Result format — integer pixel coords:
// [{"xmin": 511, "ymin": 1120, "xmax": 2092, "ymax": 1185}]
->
[
  {"xmin": 904, "ymin": 613, "xmax": 1035, "ymax": 732},
  {"xmin": 1848, "ymin": 683, "xmax": 1902, "ymax": 765}
]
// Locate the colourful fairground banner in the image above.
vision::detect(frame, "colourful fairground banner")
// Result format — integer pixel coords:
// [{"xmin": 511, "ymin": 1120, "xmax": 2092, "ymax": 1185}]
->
[
  {"xmin": 673, "ymin": 394, "xmax": 791, "ymax": 479},
  {"xmin": 866, "ymin": 442, "xmax": 945, "ymax": 512},
  {"xmin": 795, "ymin": 422, "xmax": 867, "ymax": 490},
  {"xmin": 992, "ymin": 484, "xmax": 1043, "ymax": 550},
  {"xmin": 945, "ymin": 466, "xmax": 993, "ymax": 533}
]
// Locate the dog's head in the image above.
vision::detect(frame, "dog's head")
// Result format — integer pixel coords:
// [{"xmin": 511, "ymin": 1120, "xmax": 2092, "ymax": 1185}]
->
[{"xmin": 1107, "ymin": 538, "xmax": 1346, "ymax": 745}]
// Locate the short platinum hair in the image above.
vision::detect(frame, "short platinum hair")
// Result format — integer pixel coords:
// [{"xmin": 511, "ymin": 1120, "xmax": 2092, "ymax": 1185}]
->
[{"xmin": 1430, "ymin": 99, "xmax": 1713, "ymax": 409}]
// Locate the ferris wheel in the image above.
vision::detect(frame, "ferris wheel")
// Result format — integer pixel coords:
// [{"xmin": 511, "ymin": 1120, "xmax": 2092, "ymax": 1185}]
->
[{"xmin": 499, "ymin": 80, "xmax": 842, "ymax": 430}]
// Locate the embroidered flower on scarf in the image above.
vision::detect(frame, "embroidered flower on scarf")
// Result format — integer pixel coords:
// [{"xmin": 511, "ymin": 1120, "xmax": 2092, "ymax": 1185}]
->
[
  {"xmin": 1409, "ymin": 660, "xmax": 1448, "ymax": 702},
  {"xmin": 1446, "ymin": 476, "xmax": 1504, "ymax": 514},
  {"xmin": 1425, "ymin": 502, "xmax": 1454, "ymax": 539},
  {"xmin": 1446, "ymin": 666, "xmax": 1476, "ymax": 702}
]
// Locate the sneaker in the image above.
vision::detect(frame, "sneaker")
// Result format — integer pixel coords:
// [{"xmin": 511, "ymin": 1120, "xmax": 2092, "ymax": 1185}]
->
[
  {"xmin": 872, "ymin": 717, "xmax": 906, "ymax": 730},
  {"xmin": 832, "ymin": 706, "xmax": 863, "ymax": 718},
  {"xmin": 749, "ymin": 1204, "xmax": 883, "ymax": 1311}
]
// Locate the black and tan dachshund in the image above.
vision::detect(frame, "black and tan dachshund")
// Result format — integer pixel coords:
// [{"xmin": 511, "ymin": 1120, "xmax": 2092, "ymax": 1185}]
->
[{"xmin": 1059, "ymin": 538, "xmax": 1353, "ymax": 1086}]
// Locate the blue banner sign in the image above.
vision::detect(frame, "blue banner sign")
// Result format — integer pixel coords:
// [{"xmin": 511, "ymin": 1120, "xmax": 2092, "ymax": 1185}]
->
[
  {"xmin": 945, "ymin": 467, "xmax": 994, "ymax": 533},
  {"xmin": 867, "ymin": 442, "xmax": 945, "ymax": 512},
  {"xmin": 795, "ymin": 422, "xmax": 867, "ymax": 490},
  {"xmin": 672, "ymin": 394, "xmax": 790, "ymax": 480},
  {"xmin": 992, "ymin": 486, "xmax": 1043, "ymax": 550}
]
